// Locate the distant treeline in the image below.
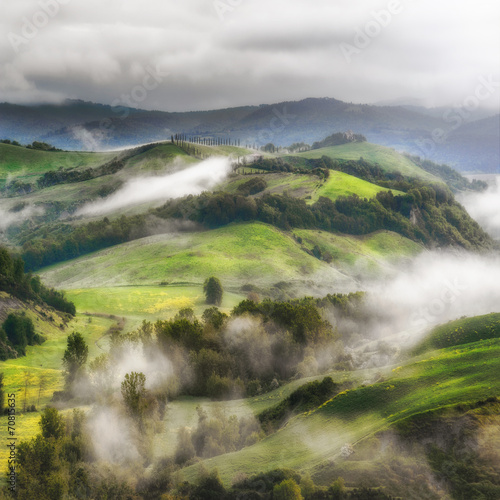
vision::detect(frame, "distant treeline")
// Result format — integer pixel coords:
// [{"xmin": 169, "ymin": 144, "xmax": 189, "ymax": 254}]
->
[
  {"xmin": 403, "ymin": 153, "xmax": 488, "ymax": 192},
  {"xmin": 36, "ymin": 158, "xmax": 125, "ymax": 188},
  {"xmin": 0, "ymin": 139, "xmax": 62, "ymax": 151},
  {"xmin": 245, "ymin": 157, "xmax": 330, "ymax": 179},
  {"xmin": 311, "ymin": 131, "xmax": 367, "ymax": 150},
  {"xmin": 0, "ymin": 245, "xmax": 75, "ymax": 315}
]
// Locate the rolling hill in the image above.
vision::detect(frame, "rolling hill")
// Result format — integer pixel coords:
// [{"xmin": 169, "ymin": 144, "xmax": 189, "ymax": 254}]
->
[{"xmin": 1, "ymin": 97, "xmax": 498, "ymax": 172}]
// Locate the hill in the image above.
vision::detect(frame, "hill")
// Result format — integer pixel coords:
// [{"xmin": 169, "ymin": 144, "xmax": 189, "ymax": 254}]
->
[
  {"xmin": 1, "ymin": 98, "xmax": 498, "ymax": 172},
  {"xmin": 177, "ymin": 326, "xmax": 500, "ymax": 496},
  {"xmin": 293, "ymin": 142, "xmax": 439, "ymax": 181},
  {"xmin": 38, "ymin": 222, "xmax": 364, "ymax": 290}
]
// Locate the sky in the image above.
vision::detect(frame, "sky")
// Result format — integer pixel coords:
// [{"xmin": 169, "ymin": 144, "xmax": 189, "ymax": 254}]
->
[{"xmin": 0, "ymin": 0, "xmax": 499, "ymax": 112}]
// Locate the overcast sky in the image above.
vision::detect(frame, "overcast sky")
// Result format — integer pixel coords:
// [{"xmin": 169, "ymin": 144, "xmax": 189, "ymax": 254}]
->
[{"xmin": 1, "ymin": 0, "xmax": 499, "ymax": 111}]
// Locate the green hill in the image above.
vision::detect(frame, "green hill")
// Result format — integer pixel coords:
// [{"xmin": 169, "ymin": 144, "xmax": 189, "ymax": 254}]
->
[
  {"xmin": 179, "ymin": 334, "xmax": 500, "ymax": 488},
  {"xmin": 223, "ymin": 170, "xmax": 404, "ymax": 203},
  {"xmin": 0, "ymin": 143, "xmax": 114, "ymax": 183},
  {"xmin": 412, "ymin": 312, "xmax": 500, "ymax": 355},
  {"xmin": 294, "ymin": 142, "xmax": 439, "ymax": 181},
  {"xmin": 38, "ymin": 222, "xmax": 423, "ymax": 292}
]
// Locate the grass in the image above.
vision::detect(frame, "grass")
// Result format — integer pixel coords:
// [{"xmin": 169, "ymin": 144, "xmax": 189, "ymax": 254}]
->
[
  {"xmin": 294, "ymin": 142, "xmax": 439, "ymax": 181},
  {"xmin": 309, "ymin": 171, "xmax": 404, "ymax": 203},
  {"xmin": 0, "ymin": 310, "xmax": 115, "ymax": 470},
  {"xmin": 65, "ymin": 286, "xmax": 245, "ymax": 329},
  {"xmin": 222, "ymin": 170, "xmax": 402, "ymax": 204},
  {"xmin": 178, "ymin": 337, "xmax": 500, "ymax": 486},
  {"xmin": 39, "ymin": 223, "xmax": 328, "ymax": 290},
  {"xmin": 294, "ymin": 229, "xmax": 423, "ymax": 276},
  {"xmin": 412, "ymin": 312, "xmax": 500, "ymax": 355},
  {"xmin": 0, "ymin": 143, "xmax": 114, "ymax": 182}
]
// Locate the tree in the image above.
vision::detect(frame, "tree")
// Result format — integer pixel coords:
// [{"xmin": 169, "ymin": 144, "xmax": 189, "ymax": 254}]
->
[
  {"xmin": 121, "ymin": 371, "xmax": 147, "ymax": 422},
  {"xmin": 203, "ymin": 277, "xmax": 223, "ymax": 306},
  {"xmin": 62, "ymin": 332, "xmax": 88, "ymax": 390},
  {"xmin": 273, "ymin": 478, "xmax": 303, "ymax": 500},
  {"xmin": 174, "ymin": 427, "xmax": 196, "ymax": 465},
  {"xmin": 0, "ymin": 372, "xmax": 4, "ymax": 413},
  {"xmin": 40, "ymin": 407, "xmax": 65, "ymax": 440}
]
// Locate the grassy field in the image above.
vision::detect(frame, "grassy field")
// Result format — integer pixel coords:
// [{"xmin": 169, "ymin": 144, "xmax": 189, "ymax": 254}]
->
[
  {"xmin": 179, "ymin": 336, "xmax": 500, "ymax": 486},
  {"xmin": 65, "ymin": 286, "xmax": 245, "ymax": 330},
  {"xmin": 412, "ymin": 312, "xmax": 500, "ymax": 354},
  {"xmin": 0, "ymin": 311, "xmax": 115, "ymax": 469},
  {"xmin": 294, "ymin": 142, "xmax": 439, "ymax": 181},
  {"xmin": 309, "ymin": 171, "xmax": 404, "ymax": 203},
  {"xmin": 40, "ymin": 223, "xmax": 424, "ymax": 293},
  {"xmin": 222, "ymin": 170, "xmax": 403, "ymax": 203},
  {"xmin": 0, "ymin": 143, "xmax": 114, "ymax": 181},
  {"xmin": 39, "ymin": 222, "xmax": 334, "ymax": 289}
]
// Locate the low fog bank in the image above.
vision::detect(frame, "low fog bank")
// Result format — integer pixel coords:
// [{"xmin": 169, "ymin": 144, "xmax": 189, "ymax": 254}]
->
[
  {"xmin": 77, "ymin": 157, "xmax": 232, "ymax": 216},
  {"xmin": 0, "ymin": 204, "xmax": 44, "ymax": 231},
  {"xmin": 336, "ymin": 250, "xmax": 500, "ymax": 358},
  {"xmin": 459, "ymin": 177, "xmax": 500, "ymax": 240}
]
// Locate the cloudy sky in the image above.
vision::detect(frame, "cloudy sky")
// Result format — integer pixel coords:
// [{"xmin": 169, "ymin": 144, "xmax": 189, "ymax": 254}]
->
[{"xmin": 1, "ymin": 0, "xmax": 499, "ymax": 111}]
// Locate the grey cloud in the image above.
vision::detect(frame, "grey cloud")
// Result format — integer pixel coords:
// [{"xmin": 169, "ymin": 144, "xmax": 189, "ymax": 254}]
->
[{"xmin": 0, "ymin": 0, "xmax": 498, "ymax": 111}]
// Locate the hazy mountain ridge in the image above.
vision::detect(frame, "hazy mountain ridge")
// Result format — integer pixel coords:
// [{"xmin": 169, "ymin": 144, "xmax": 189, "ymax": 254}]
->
[{"xmin": 1, "ymin": 98, "xmax": 498, "ymax": 173}]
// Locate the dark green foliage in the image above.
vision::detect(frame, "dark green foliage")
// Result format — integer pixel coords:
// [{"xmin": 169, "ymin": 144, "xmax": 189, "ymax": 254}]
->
[
  {"xmin": 36, "ymin": 158, "xmax": 124, "ymax": 188},
  {"xmin": 311, "ymin": 131, "xmax": 367, "ymax": 150},
  {"xmin": 121, "ymin": 371, "xmax": 147, "ymax": 422},
  {"xmin": 16, "ymin": 435, "xmax": 64, "ymax": 500},
  {"xmin": 232, "ymin": 298, "xmax": 334, "ymax": 344},
  {"xmin": 203, "ymin": 307, "xmax": 228, "ymax": 330},
  {"xmin": 2, "ymin": 313, "xmax": 36, "ymax": 354},
  {"xmin": 258, "ymin": 377, "xmax": 339, "ymax": 433},
  {"xmin": 62, "ymin": 332, "xmax": 88, "ymax": 390},
  {"xmin": 237, "ymin": 177, "xmax": 268, "ymax": 195},
  {"xmin": 39, "ymin": 407, "xmax": 65, "ymax": 439},
  {"xmin": 204, "ymin": 276, "xmax": 224, "ymax": 306},
  {"xmin": 191, "ymin": 469, "xmax": 226, "ymax": 500},
  {"xmin": 404, "ymin": 154, "xmax": 487, "ymax": 192},
  {"xmin": 0, "ymin": 245, "xmax": 75, "ymax": 317}
]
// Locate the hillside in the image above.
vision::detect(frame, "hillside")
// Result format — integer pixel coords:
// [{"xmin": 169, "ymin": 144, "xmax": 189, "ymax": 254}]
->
[
  {"xmin": 177, "ymin": 322, "xmax": 500, "ymax": 497},
  {"xmin": 1, "ymin": 98, "xmax": 498, "ymax": 173},
  {"xmin": 294, "ymin": 142, "xmax": 439, "ymax": 181},
  {"xmin": 38, "ymin": 222, "xmax": 372, "ymax": 290}
]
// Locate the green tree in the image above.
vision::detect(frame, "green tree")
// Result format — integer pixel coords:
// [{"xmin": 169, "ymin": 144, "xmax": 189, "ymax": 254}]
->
[
  {"xmin": 273, "ymin": 478, "xmax": 303, "ymax": 500},
  {"xmin": 62, "ymin": 332, "xmax": 88, "ymax": 390},
  {"xmin": 203, "ymin": 277, "xmax": 223, "ymax": 306},
  {"xmin": 40, "ymin": 407, "xmax": 65, "ymax": 440},
  {"xmin": 0, "ymin": 373, "xmax": 4, "ymax": 413},
  {"xmin": 121, "ymin": 371, "xmax": 147, "ymax": 422}
]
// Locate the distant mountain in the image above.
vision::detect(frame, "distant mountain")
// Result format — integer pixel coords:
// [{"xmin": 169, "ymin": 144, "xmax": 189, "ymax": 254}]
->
[{"xmin": 0, "ymin": 98, "xmax": 498, "ymax": 172}]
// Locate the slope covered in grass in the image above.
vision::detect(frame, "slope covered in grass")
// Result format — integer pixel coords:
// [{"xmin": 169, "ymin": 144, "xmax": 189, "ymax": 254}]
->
[
  {"xmin": 309, "ymin": 171, "xmax": 404, "ymax": 202},
  {"xmin": 223, "ymin": 171, "xmax": 403, "ymax": 204},
  {"xmin": 296, "ymin": 142, "xmax": 439, "ymax": 181},
  {"xmin": 0, "ymin": 143, "xmax": 114, "ymax": 181},
  {"xmin": 179, "ymin": 335, "xmax": 500, "ymax": 487},
  {"xmin": 39, "ymin": 222, "xmax": 335, "ymax": 289},
  {"xmin": 412, "ymin": 312, "xmax": 500, "ymax": 355}
]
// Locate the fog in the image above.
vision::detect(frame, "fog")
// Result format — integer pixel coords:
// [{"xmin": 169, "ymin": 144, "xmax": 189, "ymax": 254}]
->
[
  {"xmin": 0, "ymin": 204, "xmax": 44, "ymax": 231},
  {"xmin": 459, "ymin": 177, "xmax": 500, "ymax": 240},
  {"xmin": 77, "ymin": 157, "xmax": 232, "ymax": 216},
  {"xmin": 335, "ymin": 250, "xmax": 500, "ymax": 358}
]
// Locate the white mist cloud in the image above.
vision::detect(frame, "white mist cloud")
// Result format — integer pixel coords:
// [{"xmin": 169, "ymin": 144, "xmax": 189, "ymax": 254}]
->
[
  {"xmin": 77, "ymin": 157, "xmax": 232, "ymax": 216},
  {"xmin": 459, "ymin": 178, "xmax": 500, "ymax": 240},
  {"xmin": 0, "ymin": 205, "xmax": 44, "ymax": 231},
  {"xmin": 87, "ymin": 406, "xmax": 141, "ymax": 463},
  {"xmin": 363, "ymin": 250, "xmax": 500, "ymax": 347}
]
